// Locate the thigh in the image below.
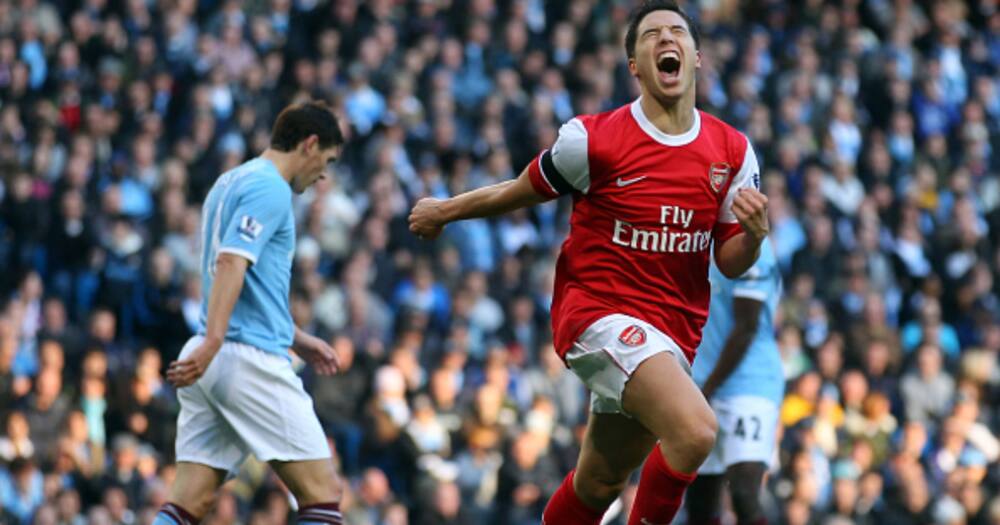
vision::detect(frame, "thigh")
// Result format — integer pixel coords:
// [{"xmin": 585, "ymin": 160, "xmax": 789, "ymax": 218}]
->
[
  {"xmin": 211, "ymin": 344, "xmax": 330, "ymax": 464},
  {"xmin": 724, "ymin": 461, "xmax": 768, "ymax": 518},
  {"xmin": 270, "ymin": 458, "xmax": 341, "ymax": 507},
  {"xmin": 621, "ymin": 350, "xmax": 714, "ymax": 435},
  {"xmin": 725, "ymin": 461, "xmax": 767, "ymax": 490},
  {"xmin": 175, "ymin": 338, "xmax": 248, "ymax": 473},
  {"xmin": 621, "ymin": 352, "xmax": 716, "ymax": 469},
  {"xmin": 567, "ymin": 314, "xmax": 692, "ymax": 415}
]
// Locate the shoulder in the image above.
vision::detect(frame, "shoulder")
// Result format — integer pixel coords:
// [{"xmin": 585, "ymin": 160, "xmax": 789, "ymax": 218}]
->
[
  {"xmin": 698, "ymin": 111, "xmax": 751, "ymax": 163},
  {"xmin": 577, "ymin": 103, "xmax": 635, "ymax": 134},
  {"xmin": 573, "ymin": 104, "xmax": 638, "ymax": 166},
  {"xmin": 552, "ymin": 106, "xmax": 627, "ymax": 155},
  {"xmin": 239, "ymin": 168, "xmax": 292, "ymax": 200}
]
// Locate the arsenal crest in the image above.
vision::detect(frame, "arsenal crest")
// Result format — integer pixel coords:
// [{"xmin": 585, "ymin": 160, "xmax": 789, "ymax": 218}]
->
[
  {"xmin": 709, "ymin": 163, "xmax": 731, "ymax": 193},
  {"xmin": 618, "ymin": 325, "xmax": 647, "ymax": 347}
]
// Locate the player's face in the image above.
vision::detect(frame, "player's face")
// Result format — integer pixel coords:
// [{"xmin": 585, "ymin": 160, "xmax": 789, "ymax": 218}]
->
[
  {"xmin": 629, "ymin": 10, "xmax": 700, "ymax": 103},
  {"xmin": 293, "ymin": 137, "xmax": 340, "ymax": 193}
]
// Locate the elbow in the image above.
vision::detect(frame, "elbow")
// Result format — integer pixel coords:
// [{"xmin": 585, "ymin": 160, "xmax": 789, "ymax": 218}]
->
[
  {"xmin": 718, "ymin": 263, "xmax": 742, "ymax": 279},
  {"xmin": 713, "ymin": 248, "xmax": 743, "ymax": 279},
  {"xmin": 716, "ymin": 255, "xmax": 747, "ymax": 279}
]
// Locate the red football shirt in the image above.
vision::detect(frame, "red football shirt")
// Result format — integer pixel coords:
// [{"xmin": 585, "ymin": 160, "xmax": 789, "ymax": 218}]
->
[{"xmin": 527, "ymin": 98, "xmax": 760, "ymax": 364}]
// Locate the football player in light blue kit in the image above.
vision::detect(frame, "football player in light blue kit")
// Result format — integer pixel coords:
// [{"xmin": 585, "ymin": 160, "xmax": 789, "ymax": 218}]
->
[
  {"xmin": 154, "ymin": 102, "xmax": 346, "ymax": 525},
  {"xmin": 686, "ymin": 237, "xmax": 784, "ymax": 525}
]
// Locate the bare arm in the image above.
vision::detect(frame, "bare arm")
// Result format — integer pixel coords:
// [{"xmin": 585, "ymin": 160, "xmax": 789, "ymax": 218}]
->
[
  {"xmin": 715, "ymin": 188, "xmax": 769, "ymax": 278},
  {"xmin": 167, "ymin": 253, "xmax": 247, "ymax": 386},
  {"xmin": 701, "ymin": 297, "xmax": 763, "ymax": 399},
  {"xmin": 202, "ymin": 253, "xmax": 249, "ymax": 348},
  {"xmin": 409, "ymin": 167, "xmax": 550, "ymax": 239},
  {"xmin": 715, "ymin": 232, "xmax": 764, "ymax": 279}
]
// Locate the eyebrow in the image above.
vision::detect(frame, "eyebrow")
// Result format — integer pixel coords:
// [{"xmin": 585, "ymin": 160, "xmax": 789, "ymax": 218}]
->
[{"xmin": 643, "ymin": 24, "xmax": 688, "ymax": 33}]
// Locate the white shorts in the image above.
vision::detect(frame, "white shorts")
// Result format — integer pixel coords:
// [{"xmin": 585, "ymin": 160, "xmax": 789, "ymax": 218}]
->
[
  {"xmin": 699, "ymin": 395, "xmax": 780, "ymax": 475},
  {"xmin": 175, "ymin": 336, "xmax": 330, "ymax": 474},
  {"xmin": 565, "ymin": 314, "xmax": 691, "ymax": 415}
]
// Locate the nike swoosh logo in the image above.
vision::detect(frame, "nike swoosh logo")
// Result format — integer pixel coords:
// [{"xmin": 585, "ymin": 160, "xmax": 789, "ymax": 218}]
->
[{"xmin": 617, "ymin": 176, "xmax": 647, "ymax": 187}]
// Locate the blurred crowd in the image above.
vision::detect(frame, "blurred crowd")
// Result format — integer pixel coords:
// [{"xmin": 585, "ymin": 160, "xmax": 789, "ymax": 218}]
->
[{"xmin": 0, "ymin": 0, "xmax": 998, "ymax": 524}]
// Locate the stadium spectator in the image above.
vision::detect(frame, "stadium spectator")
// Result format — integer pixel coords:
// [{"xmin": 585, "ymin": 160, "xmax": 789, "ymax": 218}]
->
[{"xmin": 0, "ymin": 0, "xmax": 997, "ymax": 523}]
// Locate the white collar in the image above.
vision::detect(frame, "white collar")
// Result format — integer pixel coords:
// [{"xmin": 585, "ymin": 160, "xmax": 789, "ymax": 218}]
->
[{"xmin": 630, "ymin": 97, "xmax": 701, "ymax": 146}]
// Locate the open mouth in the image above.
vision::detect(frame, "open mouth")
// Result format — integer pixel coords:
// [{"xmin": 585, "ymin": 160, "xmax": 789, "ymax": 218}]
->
[{"xmin": 657, "ymin": 51, "xmax": 681, "ymax": 76}]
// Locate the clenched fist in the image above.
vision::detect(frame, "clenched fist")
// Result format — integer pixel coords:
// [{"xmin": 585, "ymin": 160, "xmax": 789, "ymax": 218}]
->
[
  {"xmin": 732, "ymin": 188, "xmax": 769, "ymax": 241},
  {"xmin": 409, "ymin": 197, "xmax": 448, "ymax": 240}
]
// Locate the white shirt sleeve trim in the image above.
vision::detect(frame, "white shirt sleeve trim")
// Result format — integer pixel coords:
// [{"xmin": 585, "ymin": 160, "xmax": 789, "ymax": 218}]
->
[
  {"xmin": 718, "ymin": 135, "xmax": 759, "ymax": 224},
  {"xmin": 732, "ymin": 288, "xmax": 768, "ymax": 302},
  {"xmin": 550, "ymin": 118, "xmax": 591, "ymax": 193},
  {"xmin": 218, "ymin": 247, "xmax": 258, "ymax": 265}
]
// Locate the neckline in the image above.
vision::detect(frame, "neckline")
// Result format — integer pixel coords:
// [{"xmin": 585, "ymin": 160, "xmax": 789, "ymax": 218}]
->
[{"xmin": 629, "ymin": 97, "xmax": 701, "ymax": 146}]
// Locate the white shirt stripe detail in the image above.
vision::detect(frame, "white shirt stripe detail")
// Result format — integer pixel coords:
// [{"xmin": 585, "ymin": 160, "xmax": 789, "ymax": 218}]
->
[
  {"xmin": 550, "ymin": 118, "xmax": 590, "ymax": 193},
  {"xmin": 718, "ymin": 135, "xmax": 759, "ymax": 224},
  {"xmin": 733, "ymin": 288, "xmax": 768, "ymax": 301},
  {"xmin": 217, "ymin": 247, "xmax": 258, "ymax": 265},
  {"xmin": 536, "ymin": 152, "xmax": 559, "ymax": 195}
]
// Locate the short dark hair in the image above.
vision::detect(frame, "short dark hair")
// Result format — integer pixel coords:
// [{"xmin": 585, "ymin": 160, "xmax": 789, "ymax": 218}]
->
[
  {"xmin": 269, "ymin": 101, "xmax": 344, "ymax": 152},
  {"xmin": 624, "ymin": 0, "xmax": 700, "ymax": 59}
]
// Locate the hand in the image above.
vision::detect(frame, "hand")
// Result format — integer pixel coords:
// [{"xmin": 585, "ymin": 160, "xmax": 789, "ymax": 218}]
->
[
  {"xmin": 732, "ymin": 188, "xmax": 769, "ymax": 241},
  {"xmin": 167, "ymin": 339, "xmax": 221, "ymax": 387},
  {"xmin": 408, "ymin": 197, "xmax": 448, "ymax": 240},
  {"xmin": 293, "ymin": 332, "xmax": 340, "ymax": 376}
]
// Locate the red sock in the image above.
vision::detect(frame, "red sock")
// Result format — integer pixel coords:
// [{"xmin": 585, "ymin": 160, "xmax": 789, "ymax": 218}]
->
[
  {"xmin": 627, "ymin": 445, "xmax": 696, "ymax": 525},
  {"xmin": 542, "ymin": 469, "xmax": 606, "ymax": 525}
]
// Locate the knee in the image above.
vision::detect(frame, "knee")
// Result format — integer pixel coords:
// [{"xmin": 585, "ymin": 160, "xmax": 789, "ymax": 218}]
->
[
  {"xmin": 168, "ymin": 482, "xmax": 217, "ymax": 518},
  {"xmin": 175, "ymin": 493, "xmax": 217, "ymax": 519},
  {"xmin": 728, "ymin": 478, "xmax": 763, "ymax": 517},
  {"xmin": 294, "ymin": 480, "xmax": 343, "ymax": 507},
  {"xmin": 685, "ymin": 412, "xmax": 717, "ymax": 462},
  {"xmin": 290, "ymin": 465, "xmax": 343, "ymax": 506},
  {"xmin": 574, "ymin": 471, "xmax": 627, "ymax": 510}
]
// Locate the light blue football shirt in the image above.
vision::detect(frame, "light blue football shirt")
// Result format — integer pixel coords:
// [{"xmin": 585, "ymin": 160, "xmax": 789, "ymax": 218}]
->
[
  {"xmin": 692, "ymin": 238, "xmax": 784, "ymax": 404},
  {"xmin": 198, "ymin": 157, "xmax": 295, "ymax": 357}
]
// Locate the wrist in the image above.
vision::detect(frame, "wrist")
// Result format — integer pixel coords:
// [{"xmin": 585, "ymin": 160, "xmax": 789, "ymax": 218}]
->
[
  {"xmin": 439, "ymin": 197, "xmax": 458, "ymax": 224},
  {"xmin": 202, "ymin": 335, "xmax": 224, "ymax": 350},
  {"xmin": 293, "ymin": 332, "xmax": 313, "ymax": 348},
  {"xmin": 741, "ymin": 231, "xmax": 765, "ymax": 248}
]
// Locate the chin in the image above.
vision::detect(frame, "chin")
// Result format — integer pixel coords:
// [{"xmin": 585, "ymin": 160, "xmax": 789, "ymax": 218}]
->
[{"xmin": 650, "ymin": 85, "xmax": 684, "ymax": 103}]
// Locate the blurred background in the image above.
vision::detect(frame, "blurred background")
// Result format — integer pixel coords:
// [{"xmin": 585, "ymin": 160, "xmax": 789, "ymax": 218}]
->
[{"xmin": 0, "ymin": 0, "xmax": 998, "ymax": 524}]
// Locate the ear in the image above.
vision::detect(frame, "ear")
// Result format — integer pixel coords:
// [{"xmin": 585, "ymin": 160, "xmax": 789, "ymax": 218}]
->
[
  {"xmin": 695, "ymin": 49, "xmax": 702, "ymax": 69},
  {"xmin": 627, "ymin": 57, "xmax": 639, "ymax": 78},
  {"xmin": 301, "ymin": 134, "xmax": 319, "ymax": 153}
]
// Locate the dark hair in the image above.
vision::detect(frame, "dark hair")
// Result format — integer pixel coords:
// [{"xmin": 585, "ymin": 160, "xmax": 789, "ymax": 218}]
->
[
  {"xmin": 624, "ymin": 0, "xmax": 700, "ymax": 59},
  {"xmin": 269, "ymin": 101, "xmax": 344, "ymax": 152}
]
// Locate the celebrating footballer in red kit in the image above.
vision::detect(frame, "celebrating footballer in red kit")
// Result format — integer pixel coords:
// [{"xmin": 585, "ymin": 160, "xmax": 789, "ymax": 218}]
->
[{"xmin": 409, "ymin": 1, "xmax": 769, "ymax": 523}]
